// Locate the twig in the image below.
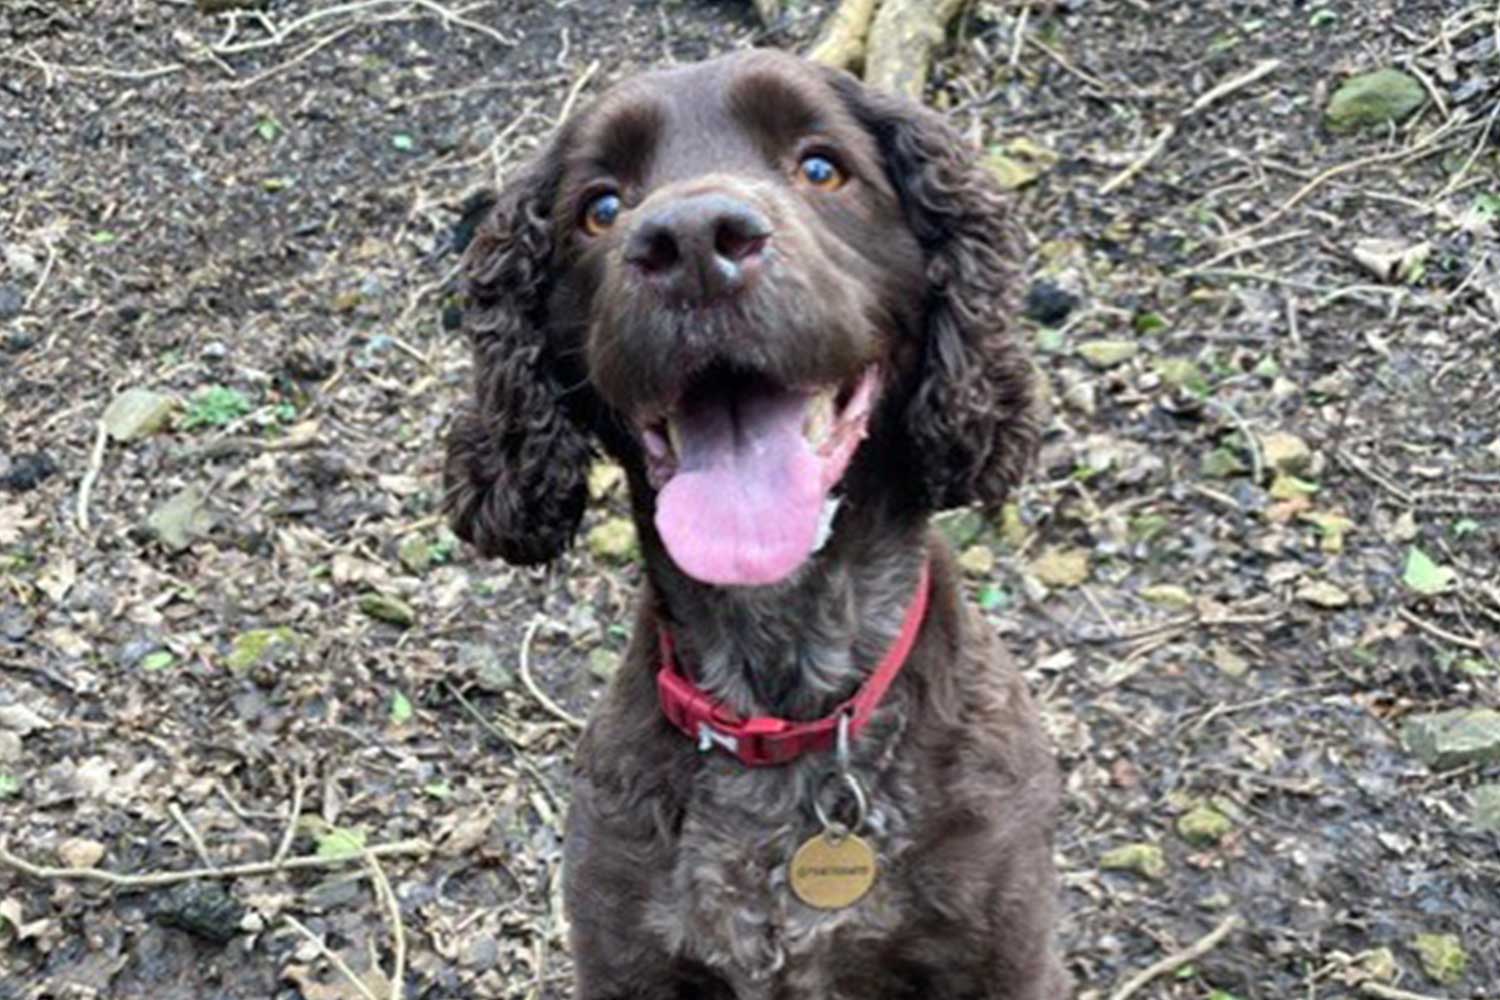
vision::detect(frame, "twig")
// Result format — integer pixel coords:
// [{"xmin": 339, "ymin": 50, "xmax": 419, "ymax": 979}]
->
[
  {"xmin": 0, "ymin": 838, "xmax": 431, "ymax": 888},
  {"xmin": 1223, "ymin": 117, "xmax": 1463, "ymax": 243},
  {"xmin": 273, "ymin": 768, "xmax": 307, "ymax": 866},
  {"xmin": 554, "ymin": 59, "xmax": 600, "ymax": 125},
  {"xmin": 76, "ymin": 420, "xmax": 109, "ymax": 533},
  {"xmin": 1430, "ymin": 96, "xmax": 1500, "ymax": 202},
  {"xmin": 1396, "ymin": 606, "xmax": 1486, "ymax": 651},
  {"xmin": 1107, "ymin": 914, "xmax": 1242, "ymax": 1000},
  {"xmin": 1101, "ymin": 59, "xmax": 1281, "ymax": 194},
  {"xmin": 518, "ymin": 617, "xmax": 585, "ymax": 730},
  {"xmin": 443, "ymin": 681, "xmax": 563, "ymax": 811},
  {"xmin": 209, "ymin": 24, "xmax": 358, "ymax": 92},
  {"xmin": 283, "ymin": 914, "xmax": 381, "ymax": 1000},
  {"xmin": 364, "ymin": 850, "xmax": 406, "ymax": 1000},
  {"xmin": 168, "ymin": 803, "xmax": 217, "ymax": 870},
  {"xmin": 212, "ymin": 0, "xmax": 514, "ymax": 57},
  {"xmin": 1360, "ymin": 983, "xmax": 1454, "ymax": 1000},
  {"xmin": 21, "ymin": 241, "xmax": 57, "ymax": 312}
]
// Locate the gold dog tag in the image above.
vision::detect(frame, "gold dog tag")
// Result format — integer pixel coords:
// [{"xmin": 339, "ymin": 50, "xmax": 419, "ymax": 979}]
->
[{"xmin": 789, "ymin": 831, "xmax": 877, "ymax": 909}]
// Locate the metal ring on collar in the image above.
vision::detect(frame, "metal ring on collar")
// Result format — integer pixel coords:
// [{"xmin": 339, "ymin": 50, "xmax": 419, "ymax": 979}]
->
[{"xmin": 813, "ymin": 769, "xmax": 868, "ymax": 835}]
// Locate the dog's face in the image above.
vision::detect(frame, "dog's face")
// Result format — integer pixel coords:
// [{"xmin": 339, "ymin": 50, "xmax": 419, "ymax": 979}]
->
[
  {"xmin": 447, "ymin": 50, "xmax": 1039, "ymax": 586},
  {"xmin": 547, "ymin": 53, "xmax": 926, "ymax": 585}
]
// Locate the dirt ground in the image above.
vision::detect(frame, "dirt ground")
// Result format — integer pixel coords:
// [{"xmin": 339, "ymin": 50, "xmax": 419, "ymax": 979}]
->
[{"xmin": 2, "ymin": 1, "xmax": 1498, "ymax": 998}]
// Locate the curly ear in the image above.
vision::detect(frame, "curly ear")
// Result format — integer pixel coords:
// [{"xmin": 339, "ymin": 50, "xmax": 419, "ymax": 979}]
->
[
  {"xmin": 829, "ymin": 72, "xmax": 1042, "ymax": 511},
  {"xmin": 443, "ymin": 146, "xmax": 592, "ymax": 564}
]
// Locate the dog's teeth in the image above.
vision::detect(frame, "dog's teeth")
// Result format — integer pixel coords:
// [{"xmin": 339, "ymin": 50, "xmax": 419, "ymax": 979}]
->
[
  {"xmin": 804, "ymin": 389, "xmax": 836, "ymax": 447},
  {"xmin": 666, "ymin": 418, "xmax": 684, "ymax": 457}
]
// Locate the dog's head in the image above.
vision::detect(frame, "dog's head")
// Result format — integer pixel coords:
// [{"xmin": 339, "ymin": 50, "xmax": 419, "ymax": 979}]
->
[{"xmin": 445, "ymin": 49, "xmax": 1039, "ymax": 587}]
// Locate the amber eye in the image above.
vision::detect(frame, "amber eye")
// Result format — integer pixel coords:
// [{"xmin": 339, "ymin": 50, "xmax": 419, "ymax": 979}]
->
[
  {"xmin": 798, "ymin": 154, "xmax": 844, "ymax": 191},
  {"xmin": 582, "ymin": 192, "xmax": 622, "ymax": 235}
]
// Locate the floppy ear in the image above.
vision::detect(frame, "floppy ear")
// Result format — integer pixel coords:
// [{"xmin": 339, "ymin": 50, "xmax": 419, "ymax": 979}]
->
[
  {"xmin": 443, "ymin": 144, "xmax": 592, "ymax": 564},
  {"xmin": 829, "ymin": 72, "xmax": 1042, "ymax": 511}
]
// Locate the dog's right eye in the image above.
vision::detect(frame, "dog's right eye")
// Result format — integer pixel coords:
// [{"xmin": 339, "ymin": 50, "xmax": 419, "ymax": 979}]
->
[{"xmin": 582, "ymin": 192, "xmax": 622, "ymax": 235}]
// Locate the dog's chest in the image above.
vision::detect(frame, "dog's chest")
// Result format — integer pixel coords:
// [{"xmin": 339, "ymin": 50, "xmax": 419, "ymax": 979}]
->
[{"xmin": 644, "ymin": 760, "xmax": 917, "ymax": 995}]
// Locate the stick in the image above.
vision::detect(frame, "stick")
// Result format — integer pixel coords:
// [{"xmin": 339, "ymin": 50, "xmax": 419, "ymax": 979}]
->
[
  {"xmin": 805, "ymin": 0, "xmax": 879, "ymax": 69},
  {"xmin": 283, "ymin": 914, "xmax": 382, "ymax": 1000},
  {"xmin": 1101, "ymin": 59, "xmax": 1280, "ymax": 194},
  {"xmin": 364, "ymin": 851, "xmax": 406, "ymax": 1000},
  {"xmin": 76, "ymin": 420, "xmax": 109, "ymax": 533},
  {"xmin": 1107, "ymin": 914, "xmax": 1242, "ymax": 1000},
  {"xmin": 518, "ymin": 617, "xmax": 585, "ymax": 730},
  {"xmin": 1360, "ymin": 983, "xmax": 1453, "ymax": 1000},
  {"xmin": 0, "ymin": 838, "xmax": 431, "ymax": 888}
]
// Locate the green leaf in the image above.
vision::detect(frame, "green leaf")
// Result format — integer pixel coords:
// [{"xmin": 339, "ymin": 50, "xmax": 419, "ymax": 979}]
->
[
  {"xmin": 1132, "ymin": 311, "xmax": 1167, "ymax": 334},
  {"xmin": 140, "ymin": 650, "xmax": 175, "ymax": 671},
  {"xmin": 978, "ymin": 584, "xmax": 1009, "ymax": 611},
  {"xmin": 391, "ymin": 690, "xmax": 413, "ymax": 725},
  {"xmin": 1309, "ymin": 8, "xmax": 1338, "ymax": 27},
  {"xmin": 1453, "ymin": 518, "xmax": 1480, "ymax": 538},
  {"xmin": 89, "ymin": 230, "xmax": 117, "ymax": 244},
  {"xmin": 391, "ymin": 133, "xmax": 415, "ymax": 151},
  {"xmin": 422, "ymin": 782, "xmax": 452, "ymax": 799},
  {"xmin": 181, "ymin": 386, "xmax": 253, "ymax": 430},
  {"xmin": 315, "ymin": 826, "xmax": 366, "ymax": 859},
  {"xmin": 257, "ymin": 118, "xmax": 280, "ymax": 142},
  {"xmin": 0, "ymin": 773, "xmax": 20, "ymax": 799},
  {"xmin": 1403, "ymin": 547, "xmax": 1455, "ymax": 596}
]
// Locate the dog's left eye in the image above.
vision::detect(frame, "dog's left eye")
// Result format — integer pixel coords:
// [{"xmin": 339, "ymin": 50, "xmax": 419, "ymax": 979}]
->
[
  {"xmin": 797, "ymin": 154, "xmax": 845, "ymax": 191},
  {"xmin": 582, "ymin": 192, "xmax": 622, "ymax": 235}
]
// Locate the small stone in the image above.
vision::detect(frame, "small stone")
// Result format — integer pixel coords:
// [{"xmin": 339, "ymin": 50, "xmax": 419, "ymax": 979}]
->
[
  {"xmin": 1411, "ymin": 932, "xmax": 1466, "ymax": 985},
  {"xmin": 1023, "ymin": 280, "xmax": 1079, "ymax": 327},
  {"xmin": 155, "ymin": 881, "xmax": 247, "ymax": 945},
  {"xmin": 588, "ymin": 461, "xmax": 625, "ymax": 500},
  {"xmin": 1259, "ymin": 432, "xmax": 1313, "ymax": 474},
  {"xmin": 1100, "ymin": 842, "xmax": 1167, "ymax": 879},
  {"xmin": 1, "ymin": 452, "xmax": 58, "ymax": 493},
  {"xmin": 1177, "ymin": 804, "xmax": 1233, "ymax": 846},
  {"xmin": 459, "ymin": 642, "xmax": 514, "ymax": 693},
  {"xmin": 397, "ymin": 534, "xmax": 431, "ymax": 575},
  {"xmin": 1210, "ymin": 642, "xmax": 1250, "ymax": 678},
  {"xmin": 1325, "ymin": 68, "xmax": 1425, "ymax": 133},
  {"xmin": 147, "ymin": 486, "xmax": 215, "ymax": 552},
  {"xmin": 1402, "ymin": 709, "xmax": 1500, "ymax": 770},
  {"xmin": 103, "ymin": 388, "xmax": 177, "ymax": 442},
  {"xmin": 1297, "ymin": 580, "xmax": 1351, "ymax": 608},
  {"xmin": 1359, "ymin": 947, "xmax": 1398, "ymax": 982},
  {"xmin": 957, "ymin": 545, "xmax": 995, "ymax": 577},
  {"xmin": 359, "ymin": 593, "xmax": 416, "ymax": 627},
  {"xmin": 57, "ymin": 837, "xmax": 106, "ymax": 869},
  {"xmin": 1030, "ymin": 547, "xmax": 1090, "ymax": 588},
  {"xmin": 587, "ymin": 517, "xmax": 637, "ymax": 563},
  {"xmin": 225, "ymin": 627, "xmax": 298, "ymax": 672},
  {"xmin": 0, "ymin": 730, "xmax": 22, "ymax": 763},
  {"xmin": 1154, "ymin": 358, "xmax": 1200, "ymax": 388},
  {"xmin": 1060, "ymin": 378, "xmax": 1096, "ymax": 417},
  {"xmin": 1077, "ymin": 340, "xmax": 1138, "ymax": 369},
  {"xmin": 1472, "ymin": 784, "xmax": 1500, "ymax": 833},
  {"xmin": 1140, "ymin": 584, "xmax": 1193, "ymax": 608}
]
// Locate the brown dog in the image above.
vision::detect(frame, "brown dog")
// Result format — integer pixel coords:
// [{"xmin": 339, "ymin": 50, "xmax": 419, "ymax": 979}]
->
[{"xmin": 445, "ymin": 49, "xmax": 1065, "ymax": 999}]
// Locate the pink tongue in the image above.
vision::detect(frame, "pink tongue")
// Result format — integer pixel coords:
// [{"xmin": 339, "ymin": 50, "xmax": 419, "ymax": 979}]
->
[{"xmin": 655, "ymin": 388, "xmax": 823, "ymax": 586}]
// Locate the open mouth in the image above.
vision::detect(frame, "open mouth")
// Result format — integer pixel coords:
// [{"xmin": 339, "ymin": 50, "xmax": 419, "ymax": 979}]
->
[{"xmin": 637, "ymin": 364, "xmax": 879, "ymax": 587}]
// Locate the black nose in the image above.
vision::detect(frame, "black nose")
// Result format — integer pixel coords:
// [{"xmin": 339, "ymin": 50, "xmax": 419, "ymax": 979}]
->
[{"xmin": 625, "ymin": 193, "xmax": 771, "ymax": 304}]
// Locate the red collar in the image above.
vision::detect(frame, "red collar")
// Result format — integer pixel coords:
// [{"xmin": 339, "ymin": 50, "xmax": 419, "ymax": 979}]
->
[{"xmin": 655, "ymin": 561, "xmax": 931, "ymax": 767}]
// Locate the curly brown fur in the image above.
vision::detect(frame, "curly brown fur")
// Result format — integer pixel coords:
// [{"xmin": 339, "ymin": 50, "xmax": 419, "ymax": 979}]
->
[
  {"xmin": 441, "ymin": 49, "xmax": 1065, "ymax": 999},
  {"xmin": 443, "ymin": 149, "xmax": 593, "ymax": 564}
]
